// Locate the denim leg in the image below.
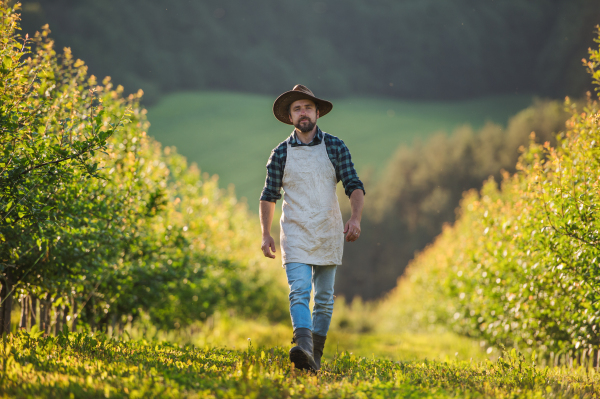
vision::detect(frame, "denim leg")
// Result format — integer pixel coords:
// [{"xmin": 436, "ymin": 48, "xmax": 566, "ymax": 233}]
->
[
  {"xmin": 284, "ymin": 262, "xmax": 313, "ymax": 331},
  {"xmin": 312, "ymin": 265, "xmax": 337, "ymax": 336}
]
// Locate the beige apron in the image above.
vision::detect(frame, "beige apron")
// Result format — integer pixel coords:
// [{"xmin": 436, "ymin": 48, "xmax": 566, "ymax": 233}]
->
[{"xmin": 280, "ymin": 138, "xmax": 344, "ymax": 266}]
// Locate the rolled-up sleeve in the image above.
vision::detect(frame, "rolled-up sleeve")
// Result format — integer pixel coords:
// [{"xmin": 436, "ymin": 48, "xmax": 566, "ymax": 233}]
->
[
  {"xmin": 336, "ymin": 140, "xmax": 365, "ymax": 198},
  {"xmin": 260, "ymin": 148, "xmax": 284, "ymax": 202}
]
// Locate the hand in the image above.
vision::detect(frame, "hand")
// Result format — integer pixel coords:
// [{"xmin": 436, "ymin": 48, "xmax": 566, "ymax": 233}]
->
[
  {"xmin": 261, "ymin": 235, "xmax": 276, "ymax": 258},
  {"xmin": 344, "ymin": 218, "xmax": 361, "ymax": 242}
]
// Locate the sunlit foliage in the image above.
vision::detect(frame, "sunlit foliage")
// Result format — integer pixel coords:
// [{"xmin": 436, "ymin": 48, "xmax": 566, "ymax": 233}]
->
[
  {"xmin": 0, "ymin": 3, "xmax": 287, "ymax": 336},
  {"xmin": 2, "ymin": 331, "xmax": 600, "ymax": 398},
  {"xmin": 341, "ymin": 100, "xmax": 569, "ymax": 300},
  {"xmin": 385, "ymin": 28, "xmax": 600, "ymax": 359}
]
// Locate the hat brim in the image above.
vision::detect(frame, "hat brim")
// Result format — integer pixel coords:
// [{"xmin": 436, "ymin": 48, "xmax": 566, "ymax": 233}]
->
[{"xmin": 272, "ymin": 91, "xmax": 333, "ymax": 125}]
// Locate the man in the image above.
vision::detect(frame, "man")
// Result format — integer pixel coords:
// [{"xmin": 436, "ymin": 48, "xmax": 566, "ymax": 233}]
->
[{"xmin": 259, "ymin": 84, "xmax": 365, "ymax": 372}]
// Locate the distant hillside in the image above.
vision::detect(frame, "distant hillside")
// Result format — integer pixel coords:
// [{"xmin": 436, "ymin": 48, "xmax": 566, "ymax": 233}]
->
[
  {"xmin": 18, "ymin": 0, "xmax": 600, "ymax": 103},
  {"xmin": 146, "ymin": 91, "xmax": 533, "ymax": 202}
]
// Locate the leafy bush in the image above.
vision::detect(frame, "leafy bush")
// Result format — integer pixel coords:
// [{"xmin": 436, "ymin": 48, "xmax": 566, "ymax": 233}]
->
[
  {"xmin": 340, "ymin": 100, "xmax": 569, "ymax": 300},
  {"xmin": 383, "ymin": 28, "xmax": 600, "ymax": 359},
  {"xmin": 0, "ymin": 3, "xmax": 287, "ymax": 336}
]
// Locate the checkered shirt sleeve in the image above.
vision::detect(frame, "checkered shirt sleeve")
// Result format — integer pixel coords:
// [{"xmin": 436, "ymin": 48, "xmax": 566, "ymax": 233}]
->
[
  {"xmin": 324, "ymin": 133, "xmax": 365, "ymax": 198},
  {"xmin": 259, "ymin": 141, "xmax": 287, "ymax": 202}
]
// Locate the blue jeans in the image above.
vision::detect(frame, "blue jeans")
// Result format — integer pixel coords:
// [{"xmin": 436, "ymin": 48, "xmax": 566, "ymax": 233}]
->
[{"xmin": 284, "ymin": 262, "xmax": 337, "ymax": 337}]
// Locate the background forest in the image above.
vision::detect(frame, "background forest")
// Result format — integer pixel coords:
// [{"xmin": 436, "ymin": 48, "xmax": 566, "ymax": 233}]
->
[{"xmin": 16, "ymin": 0, "xmax": 600, "ymax": 103}]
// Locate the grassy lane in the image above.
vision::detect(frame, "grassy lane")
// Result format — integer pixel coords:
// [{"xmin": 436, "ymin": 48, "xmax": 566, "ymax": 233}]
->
[
  {"xmin": 147, "ymin": 92, "xmax": 532, "ymax": 202},
  {"xmin": 118, "ymin": 315, "xmax": 485, "ymax": 363},
  {"xmin": 2, "ymin": 331, "xmax": 599, "ymax": 398}
]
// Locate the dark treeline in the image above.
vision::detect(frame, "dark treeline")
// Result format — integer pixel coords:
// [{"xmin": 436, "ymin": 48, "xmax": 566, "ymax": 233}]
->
[
  {"xmin": 17, "ymin": 0, "xmax": 600, "ymax": 103},
  {"xmin": 338, "ymin": 100, "xmax": 570, "ymax": 300}
]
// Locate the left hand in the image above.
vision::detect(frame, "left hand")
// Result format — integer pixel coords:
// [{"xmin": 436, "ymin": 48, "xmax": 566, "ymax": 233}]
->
[{"xmin": 344, "ymin": 218, "xmax": 361, "ymax": 242}]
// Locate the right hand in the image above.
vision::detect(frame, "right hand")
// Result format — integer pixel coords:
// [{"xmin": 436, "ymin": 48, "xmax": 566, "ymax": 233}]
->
[{"xmin": 261, "ymin": 235, "xmax": 276, "ymax": 259}]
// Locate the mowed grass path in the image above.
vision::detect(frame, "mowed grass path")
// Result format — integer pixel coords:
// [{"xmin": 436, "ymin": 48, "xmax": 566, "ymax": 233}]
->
[
  {"xmin": 4, "ymin": 331, "xmax": 599, "ymax": 398},
  {"xmin": 147, "ymin": 92, "xmax": 532, "ymax": 202}
]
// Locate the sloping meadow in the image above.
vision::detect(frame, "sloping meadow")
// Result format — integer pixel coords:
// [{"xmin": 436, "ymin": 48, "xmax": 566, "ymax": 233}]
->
[{"xmin": 382, "ymin": 29, "xmax": 600, "ymax": 363}]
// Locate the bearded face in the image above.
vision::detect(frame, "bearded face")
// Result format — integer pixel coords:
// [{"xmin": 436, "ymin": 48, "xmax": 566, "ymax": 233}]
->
[
  {"xmin": 294, "ymin": 115, "xmax": 316, "ymax": 133},
  {"xmin": 288, "ymin": 99, "xmax": 319, "ymax": 133}
]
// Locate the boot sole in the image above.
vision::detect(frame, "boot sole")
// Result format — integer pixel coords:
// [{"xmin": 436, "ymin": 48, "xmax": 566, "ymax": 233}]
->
[{"xmin": 289, "ymin": 347, "xmax": 317, "ymax": 371}]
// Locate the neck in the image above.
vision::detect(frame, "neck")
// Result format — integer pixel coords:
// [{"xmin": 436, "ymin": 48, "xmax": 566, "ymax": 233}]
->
[{"xmin": 295, "ymin": 126, "xmax": 318, "ymax": 144}]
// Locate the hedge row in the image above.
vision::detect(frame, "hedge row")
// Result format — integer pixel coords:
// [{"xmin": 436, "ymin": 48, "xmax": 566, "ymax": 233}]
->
[
  {"xmin": 383, "ymin": 28, "xmax": 600, "ymax": 359},
  {"xmin": 0, "ymin": 4, "xmax": 287, "ymax": 336}
]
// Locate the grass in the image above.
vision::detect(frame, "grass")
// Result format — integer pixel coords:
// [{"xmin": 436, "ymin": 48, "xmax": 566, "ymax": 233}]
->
[
  {"xmin": 147, "ymin": 91, "xmax": 533, "ymax": 202},
  {"xmin": 120, "ymin": 313, "xmax": 485, "ymax": 364},
  {"xmin": 5, "ymin": 302, "xmax": 597, "ymax": 398},
  {"xmin": 3, "ymin": 330, "xmax": 600, "ymax": 398}
]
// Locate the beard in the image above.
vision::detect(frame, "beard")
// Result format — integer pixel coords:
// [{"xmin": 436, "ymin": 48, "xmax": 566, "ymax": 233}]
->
[{"xmin": 294, "ymin": 117, "xmax": 316, "ymax": 133}]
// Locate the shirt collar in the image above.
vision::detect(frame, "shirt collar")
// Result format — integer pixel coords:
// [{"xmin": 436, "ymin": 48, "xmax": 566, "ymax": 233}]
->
[{"xmin": 289, "ymin": 127, "xmax": 323, "ymax": 147}]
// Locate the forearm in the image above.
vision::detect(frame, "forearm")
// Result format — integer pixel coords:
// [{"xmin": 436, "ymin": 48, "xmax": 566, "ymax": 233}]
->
[
  {"xmin": 259, "ymin": 200, "xmax": 276, "ymax": 236},
  {"xmin": 349, "ymin": 189, "xmax": 364, "ymax": 221}
]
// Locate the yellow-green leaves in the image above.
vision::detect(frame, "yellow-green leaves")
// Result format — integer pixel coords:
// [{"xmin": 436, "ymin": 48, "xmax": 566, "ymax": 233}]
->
[
  {"xmin": 0, "ymin": 4, "xmax": 286, "ymax": 336},
  {"xmin": 388, "ymin": 27, "xmax": 600, "ymax": 358}
]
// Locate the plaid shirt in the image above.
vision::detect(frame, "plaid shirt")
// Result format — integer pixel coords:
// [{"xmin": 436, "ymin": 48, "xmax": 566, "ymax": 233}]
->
[{"xmin": 260, "ymin": 127, "xmax": 365, "ymax": 202}]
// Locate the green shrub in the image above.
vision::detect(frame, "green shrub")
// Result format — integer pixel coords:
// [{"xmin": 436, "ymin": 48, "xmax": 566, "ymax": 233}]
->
[
  {"xmin": 340, "ymin": 100, "xmax": 568, "ymax": 300},
  {"xmin": 0, "ymin": 3, "xmax": 287, "ymax": 336},
  {"xmin": 383, "ymin": 28, "xmax": 600, "ymax": 358}
]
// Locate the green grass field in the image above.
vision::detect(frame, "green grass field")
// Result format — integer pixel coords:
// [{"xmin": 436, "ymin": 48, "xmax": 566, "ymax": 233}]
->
[
  {"xmin": 147, "ymin": 92, "xmax": 533, "ymax": 202},
  {"xmin": 4, "ymin": 330, "xmax": 599, "ymax": 398}
]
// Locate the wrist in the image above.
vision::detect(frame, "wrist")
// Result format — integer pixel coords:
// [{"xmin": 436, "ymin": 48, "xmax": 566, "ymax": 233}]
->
[{"xmin": 350, "ymin": 215, "xmax": 361, "ymax": 223}]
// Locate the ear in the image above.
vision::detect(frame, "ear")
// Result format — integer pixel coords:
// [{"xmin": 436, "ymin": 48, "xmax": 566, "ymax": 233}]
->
[
  {"xmin": 288, "ymin": 114, "xmax": 293, "ymax": 124},
  {"xmin": 316, "ymin": 109, "xmax": 320, "ymax": 119}
]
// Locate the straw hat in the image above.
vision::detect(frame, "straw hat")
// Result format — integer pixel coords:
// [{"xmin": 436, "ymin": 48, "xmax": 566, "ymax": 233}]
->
[{"xmin": 272, "ymin": 84, "xmax": 333, "ymax": 125}]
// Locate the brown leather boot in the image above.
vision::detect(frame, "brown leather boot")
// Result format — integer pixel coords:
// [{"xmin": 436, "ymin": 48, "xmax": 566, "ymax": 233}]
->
[
  {"xmin": 312, "ymin": 332, "xmax": 326, "ymax": 370},
  {"xmin": 289, "ymin": 328, "xmax": 317, "ymax": 372}
]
